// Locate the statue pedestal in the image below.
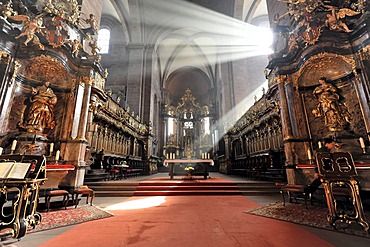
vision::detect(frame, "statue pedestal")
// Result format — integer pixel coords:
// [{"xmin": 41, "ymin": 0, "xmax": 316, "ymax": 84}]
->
[
  {"xmin": 10, "ymin": 133, "xmax": 49, "ymax": 155},
  {"xmin": 42, "ymin": 164, "xmax": 75, "ymax": 189}
]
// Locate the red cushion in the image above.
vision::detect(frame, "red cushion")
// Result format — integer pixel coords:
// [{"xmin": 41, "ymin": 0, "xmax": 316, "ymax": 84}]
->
[
  {"xmin": 74, "ymin": 188, "xmax": 93, "ymax": 193},
  {"xmin": 47, "ymin": 190, "xmax": 69, "ymax": 196}
]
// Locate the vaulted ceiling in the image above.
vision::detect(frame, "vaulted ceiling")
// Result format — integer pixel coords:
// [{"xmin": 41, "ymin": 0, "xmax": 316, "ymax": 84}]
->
[{"xmin": 101, "ymin": 0, "xmax": 269, "ymax": 107}]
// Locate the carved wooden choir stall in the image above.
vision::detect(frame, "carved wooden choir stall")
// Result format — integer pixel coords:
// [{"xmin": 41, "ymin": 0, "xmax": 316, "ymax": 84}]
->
[
  {"xmin": 224, "ymin": 0, "xmax": 370, "ymax": 231},
  {"xmin": 0, "ymin": 0, "xmax": 152, "ymax": 241}
]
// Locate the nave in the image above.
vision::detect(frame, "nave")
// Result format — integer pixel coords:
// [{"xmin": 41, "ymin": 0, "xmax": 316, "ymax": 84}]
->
[{"xmin": 12, "ymin": 173, "xmax": 370, "ymax": 247}]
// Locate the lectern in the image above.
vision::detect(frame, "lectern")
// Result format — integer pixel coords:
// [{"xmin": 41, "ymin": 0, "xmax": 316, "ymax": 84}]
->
[
  {"xmin": 316, "ymin": 152, "xmax": 369, "ymax": 232},
  {"xmin": 0, "ymin": 154, "xmax": 46, "ymax": 239}
]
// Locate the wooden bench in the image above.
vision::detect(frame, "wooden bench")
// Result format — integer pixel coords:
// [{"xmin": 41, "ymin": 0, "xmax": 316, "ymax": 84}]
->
[
  {"xmin": 280, "ymin": 184, "xmax": 313, "ymax": 209},
  {"xmin": 45, "ymin": 189, "xmax": 69, "ymax": 212},
  {"xmin": 72, "ymin": 187, "xmax": 95, "ymax": 208},
  {"xmin": 125, "ymin": 168, "xmax": 144, "ymax": 178}
]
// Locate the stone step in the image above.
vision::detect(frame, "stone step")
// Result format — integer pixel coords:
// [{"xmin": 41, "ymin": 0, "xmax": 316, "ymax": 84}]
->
[
  {"xmin": 94, "ymin": 189, "xmax": 279, "ymax": 197},
  {"xmin": 89, "ymin": 185, "xmax": 240, "ymax": 191},
  {"xmin": 85, "ymin": 181, "xmax": 276, "ymax": 187},
  {"xmin": 85, "ymin": 173, "xmax": 281, "ymax": 197}
]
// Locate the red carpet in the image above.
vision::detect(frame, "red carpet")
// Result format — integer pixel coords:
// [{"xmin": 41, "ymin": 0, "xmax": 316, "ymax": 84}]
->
[
  {"xmin": 146, "ymin": 176, "xmax": 233, "ymax": 183},
  {"xmin": 29, "ymin": 205, "xmax": 113, "ymax": 233},
  {"xmin": 39, "ymin": 195, "xmax": 334, "ymax": 247},
  {"xmin": 246, "ymin": 201, "xmax": 370, "ymax": 238}
]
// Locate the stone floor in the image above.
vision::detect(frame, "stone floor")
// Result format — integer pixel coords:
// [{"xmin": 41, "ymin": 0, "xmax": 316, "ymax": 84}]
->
[{"xmin": 4, "ymin": 172, "xmax": 370, "ymax": 247}]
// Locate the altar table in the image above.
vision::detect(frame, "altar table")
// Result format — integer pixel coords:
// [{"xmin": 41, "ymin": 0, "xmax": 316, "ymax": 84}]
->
[{"xmin": 163, "ymin": 159, "xmax": 214, "ymax": 179}]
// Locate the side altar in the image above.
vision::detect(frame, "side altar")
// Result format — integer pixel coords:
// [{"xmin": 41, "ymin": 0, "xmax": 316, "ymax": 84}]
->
[{"xmin": 163, "ymin": 159, "xmax": 214, "ymax": 179}]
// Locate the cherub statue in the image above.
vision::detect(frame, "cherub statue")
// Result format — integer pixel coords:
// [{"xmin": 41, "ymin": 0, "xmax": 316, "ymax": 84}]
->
[
  {"xmin": 70, "ymin": 39, "xmax": 82, "ymax": 57},
  {"xmin": 84, "ymin": 13, "xmax": 98, "ymax": 33},
  {"xmin": 11, "ymin": 14, "xmax": 45, "ymax": 49},
  {"xmin": 0, "ymin": 1, "xmax": 17, "ymax": 20},
  {"xmin": 324, "ymin": 5, "xmax": 360, "ymax": 33},
  {"xmin": 88, "ymin": 40, "xmax": 100, "ymax": 55}
]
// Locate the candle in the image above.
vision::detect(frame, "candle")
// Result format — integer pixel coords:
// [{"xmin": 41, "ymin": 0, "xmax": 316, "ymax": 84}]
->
[
  {"xmin": 307, "ymin": 149, "xmax": 312, "ymax": 160},
  {"xmin": 49, "ymin": 143, "xmax": 54, "ymax": 153},
  {"xmin": 318, "ymin": 141, "xmax": 322, "ymax": 149},
  {"xmin": 202, "ymin": 153, "xmax": 204, "ymax": 159},
  {"xmin": 11, "ymin": 140, "xmax": 17, "ymax": 151},
  {"xmin": 360, "ymin": 137, "xmax": 366, "ymax": 149},
  {"xmin": 55, "ymin": 150, "xmax": 60, "ymax": 161},
  {"xmin": 0, "ymin": 147, "xmax": 3, "ymax": 155},
  {"xmin": 207, "ymin": 153, "xmax": 210, "ymax": 159}
]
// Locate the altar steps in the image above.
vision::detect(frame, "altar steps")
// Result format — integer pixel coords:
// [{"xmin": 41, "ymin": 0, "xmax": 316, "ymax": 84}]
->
[{"xmin": 86, "ymin": 180, "xmax": 280, "ymax": 197}]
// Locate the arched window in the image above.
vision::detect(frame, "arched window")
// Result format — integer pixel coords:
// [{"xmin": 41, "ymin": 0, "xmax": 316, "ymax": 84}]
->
[{"xmin": 97, "ymin": 28, "xmax": 111, "ymax": 54}]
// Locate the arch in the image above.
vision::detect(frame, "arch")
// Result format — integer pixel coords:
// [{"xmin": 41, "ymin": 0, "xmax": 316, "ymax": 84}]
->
[
  {"xmin": 164, "ymin": 66, "xmax": 212, "ymax": 107},
  {"xmin": 244, "ymin": 0, "xmax": 264, "ymax": 23}
]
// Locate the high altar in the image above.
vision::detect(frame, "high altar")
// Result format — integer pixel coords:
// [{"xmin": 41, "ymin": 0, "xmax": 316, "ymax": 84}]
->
[{"xmin": 163, "ymin": 89, "xmax": 214, "ymax": 161}]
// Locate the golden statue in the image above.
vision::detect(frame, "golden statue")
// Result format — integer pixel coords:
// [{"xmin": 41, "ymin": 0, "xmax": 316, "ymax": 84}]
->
[
  {"xmin": 84, "ymin": 13, "xmax": 98, "ymax": 33},
  {"xmin": 324, "ymin": 5, "xmax": 360, "ymax": 33},
  {"xmin": 11, "ymin": 15, "xmax": 45, "ymax": 50},
  {"xmin": 26, "ymin": 81, "xmax": 57, "ymax": 133},
  {"xmin": 312, "ymin": 77, "xmax": 351, "ymax": 131},
  {"xmin": 70, "ymin": 39, "xmax": 82, "ymax": 57},
  {"xmin": 0, "ymin": 1, "xmax": 17, "ymax": 20},
  {"xmin": 88, "ymin": 40, "xmax": 100, "ymax": 55}
]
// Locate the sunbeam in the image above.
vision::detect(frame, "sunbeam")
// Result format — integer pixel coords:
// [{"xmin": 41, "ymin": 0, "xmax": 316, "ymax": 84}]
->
[
  {"xmin": 132, "ymin": 0, "xmax": 273, "ymax": 66},
  {"xmin": 104, "ymin": 196, "xmax": 167, "ymax": 210}
]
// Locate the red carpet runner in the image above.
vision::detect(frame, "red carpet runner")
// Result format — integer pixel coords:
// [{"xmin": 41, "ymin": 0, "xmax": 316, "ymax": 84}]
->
[{"xmin": 38, "ymin": 177, "xmax": 334, "ymax": 247}]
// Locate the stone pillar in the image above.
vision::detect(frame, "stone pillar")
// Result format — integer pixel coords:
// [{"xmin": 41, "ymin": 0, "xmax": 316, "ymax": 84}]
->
[
  {"xmin": 0, "ymin": 56, "xmax": 18, "ymax": 134},
  {"xmin": 277, "ymin": 75, "xmax": 298, "ymax": 183},
  {"xmin": 277, "ymin": 75, "xmax": 294, "ymax": 140},
  {"xmin": 60, "ymin": 76, "xmax": 93, "ymax": 190},
  {"xmin": 126, "ymin": 44, "xmax": 145, "ymax": 117},
  {"xmin": 354, "ymin": 73, "xmax": 370, "ymax": 136},
  {"xmin": 76, "ymin": 76, "xmax": 93, "ymax": 141}
]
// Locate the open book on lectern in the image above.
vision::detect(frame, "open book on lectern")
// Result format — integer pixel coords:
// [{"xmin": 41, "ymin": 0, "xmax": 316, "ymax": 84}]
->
[{"xmin": 0, "ymin": 162, "xmax": 32, "ymax": 179}]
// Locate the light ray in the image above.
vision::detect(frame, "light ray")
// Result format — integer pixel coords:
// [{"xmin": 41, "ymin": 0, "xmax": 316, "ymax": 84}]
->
[
  {"xmin": 104, "ymin": 196, "xmax": 167, "ymax": 210},
  {"xmin": 139, "ymin": 0, "xmax": 273, "ymax": 64}
]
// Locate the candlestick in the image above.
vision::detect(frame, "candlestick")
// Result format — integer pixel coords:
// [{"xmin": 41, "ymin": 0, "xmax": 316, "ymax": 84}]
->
[
  {"xmin": 49, "ymin": 143, "xmax": 54, "ymax": 154},
  {"xmin": 359, "ymin": 137, "xmax": 366, "ymax": 148},
  {"xmin": 55, "ymin": 150, "xmax": 60, "ymax": 161},
  {"xmin": 307, "ymin": 149, "xmax": 312, "ymax": 161},
  {"xmin": 11, "ymin": 140, "xmax": 17, "ymax": 151},
  {"xmin": 359, "ymin": 137, "xmax": 366, "ymax": 154}
]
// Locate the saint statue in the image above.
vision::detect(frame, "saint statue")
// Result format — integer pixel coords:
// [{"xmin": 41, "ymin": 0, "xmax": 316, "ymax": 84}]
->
[
  {"xmin": 26, "ymin": 81, "xmax": 57, "ymax": 133},
  {"xmin": 312, "ymin": 77, "xmax": 351, "ymax": 131}
]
